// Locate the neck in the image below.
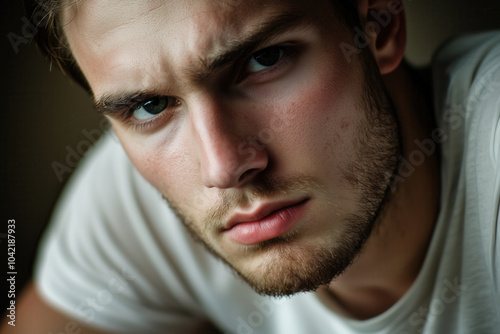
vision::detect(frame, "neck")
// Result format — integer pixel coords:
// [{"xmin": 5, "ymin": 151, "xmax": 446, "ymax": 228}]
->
[{"xmin": 322, "ymin": 62, "xmax": 440, "ymax": 319}]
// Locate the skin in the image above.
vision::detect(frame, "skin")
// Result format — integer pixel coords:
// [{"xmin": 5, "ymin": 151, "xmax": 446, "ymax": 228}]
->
[
  {"xmin": 1, "ymin": 1, "xmax": 440, "ymax": 332},
  {"xmin": 62, "ymin": 0, "xmax": 440, "ymax": 318}
]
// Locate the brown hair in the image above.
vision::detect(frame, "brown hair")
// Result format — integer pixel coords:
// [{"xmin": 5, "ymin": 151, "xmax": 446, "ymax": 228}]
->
[
  {"xmin": 24, "ymin": 0, "xmax": 90, "ymax": 91},
  {"xmin": 24, "ymin": 0, "xmax": 359, "ymax": 94}
]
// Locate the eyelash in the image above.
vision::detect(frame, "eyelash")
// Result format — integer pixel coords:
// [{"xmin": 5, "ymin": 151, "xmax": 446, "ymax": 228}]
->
[
  {"xmin": 120, "ymin": 98, "xmax": 180, "ymax": 131},
  {"xmin": 123, "ymin": 113, "xmax": 160, "ymax": 131},
  {"xmin": 119, "ymin": 43, "xmax": 298, "ymax": 131},
  {"xmin": 239, "ymin": 44, "xmax": 296, "ymax": 82}
]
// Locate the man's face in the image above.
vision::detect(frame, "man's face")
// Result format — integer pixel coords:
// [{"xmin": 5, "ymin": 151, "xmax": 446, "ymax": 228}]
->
[{"xmin": 64, "ymin": 0, "xmax": 400, "ymax": 296}]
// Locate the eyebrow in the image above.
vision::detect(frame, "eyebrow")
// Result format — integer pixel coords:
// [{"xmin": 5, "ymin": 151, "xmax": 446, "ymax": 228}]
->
[
  {"xmin": 93, "ymin": 10, "xmax": 310, "ymax": 115},
  {"xmin": 93, "ymin": 91, "xmax": 162, "ymax": 116},
  {"xmin": 199, "ymin": 11, "xmax": 309, "ymax": 76}
]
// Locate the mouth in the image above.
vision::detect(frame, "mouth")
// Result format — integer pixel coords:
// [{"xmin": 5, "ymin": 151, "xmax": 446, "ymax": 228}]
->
[{"xmin": 224, "ymin": 198, "xmax": 309, "ymax": 245}]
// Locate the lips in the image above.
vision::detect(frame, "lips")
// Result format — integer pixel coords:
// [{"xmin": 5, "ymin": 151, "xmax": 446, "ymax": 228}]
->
[
  {"xmin": 224, "ymin": 198, "xmax": 309, "ymax": 245},
  {"xmin": 225, "ymin": 199, "xmax": 307, "ymax": 229}
]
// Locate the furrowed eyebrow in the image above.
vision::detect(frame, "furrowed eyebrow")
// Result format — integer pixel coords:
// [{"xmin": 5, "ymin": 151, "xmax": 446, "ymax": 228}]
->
[
  {"xmin": 93, "ymin": 91, "xmax": 160, "ymax": 116},
  {"xmin": 199, "ymin": 11, "xmax": 311, "ymax": 76},
  {"xmin": 93, "ymin": 10, "xmax": 311, "ymax": 115}
]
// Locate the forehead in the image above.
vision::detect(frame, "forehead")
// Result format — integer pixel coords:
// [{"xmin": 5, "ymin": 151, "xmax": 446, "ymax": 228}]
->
[{"xmin": 62, "ymin": 0, "xmax": 331, "ymax": 95}]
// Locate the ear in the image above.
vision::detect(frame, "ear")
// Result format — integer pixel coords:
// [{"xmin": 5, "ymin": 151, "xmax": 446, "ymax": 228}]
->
[{"xmin": 356, "ymin": 0, "xmax": 406, "ymax": 74}]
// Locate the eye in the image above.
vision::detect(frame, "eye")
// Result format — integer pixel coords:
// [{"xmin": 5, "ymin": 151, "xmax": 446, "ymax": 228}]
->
[
  {"xmin": 247, "ymin": 46, "xmax": 284, "ymax": 73},
  {"xmin": 133, "ymin": 96, "xmax": 178, "ymax": 120}
]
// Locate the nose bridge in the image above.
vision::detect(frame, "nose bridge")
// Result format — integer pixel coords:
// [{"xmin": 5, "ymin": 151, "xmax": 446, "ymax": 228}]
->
[{"xmin": 190, "ymin": 95, "xmax": 268, "ymax": 189}]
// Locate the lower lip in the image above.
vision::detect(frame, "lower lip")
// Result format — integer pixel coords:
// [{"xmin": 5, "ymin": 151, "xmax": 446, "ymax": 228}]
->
[{"xmin": 225, "ymin": 200, "xmax": 308, "ymax": 245}]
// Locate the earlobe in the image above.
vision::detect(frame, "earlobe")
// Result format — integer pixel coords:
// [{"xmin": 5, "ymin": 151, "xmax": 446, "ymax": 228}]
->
[{"xmin": 357, "ymin": 0, "xmax": 407, "ymax": 74}]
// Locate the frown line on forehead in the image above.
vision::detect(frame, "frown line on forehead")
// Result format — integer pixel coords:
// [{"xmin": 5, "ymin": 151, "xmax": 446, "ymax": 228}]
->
[{"xmin": 92, "ymin": 9, "xmax": 313, "ymax": 115}]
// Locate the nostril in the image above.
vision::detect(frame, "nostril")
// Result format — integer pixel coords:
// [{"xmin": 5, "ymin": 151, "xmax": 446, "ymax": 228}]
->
[{"xmin": 238, "ymin": 168, "xmax": 260, "ymax": 184}]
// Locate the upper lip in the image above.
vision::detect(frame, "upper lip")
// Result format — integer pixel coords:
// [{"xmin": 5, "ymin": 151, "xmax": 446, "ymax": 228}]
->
[{"xmin": 225, "ymin": 198, "xmax": 308, "ymax": 230}]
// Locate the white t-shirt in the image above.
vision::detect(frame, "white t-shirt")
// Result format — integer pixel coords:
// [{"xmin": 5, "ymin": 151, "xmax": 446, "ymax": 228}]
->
[{"xmin": 35, "ymin": 31, "xmax": 500, "ymax": 334}]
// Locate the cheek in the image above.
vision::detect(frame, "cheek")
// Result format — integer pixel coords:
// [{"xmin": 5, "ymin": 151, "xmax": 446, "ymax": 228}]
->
[
  {"xmin": 110, "ymin": 119, "xmax": 198, "ymax": 203},
  {"xmin": 270, "ymin": 60, "xmax": 363, "ymax": 168}
]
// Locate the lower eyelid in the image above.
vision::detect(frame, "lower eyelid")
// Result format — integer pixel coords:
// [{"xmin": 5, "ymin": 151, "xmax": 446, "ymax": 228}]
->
[
  {"xmin": 123, "ymin": 97, "xmax": 176, "ymax": 120},
  {"xmin": 252, "ymin": 47, "xmax": 295, "ymax": 77},
  {"xmin": 127, "ymin": 113, "xmax": 164, "ymax": 131},
  {"xmin": 127, "ymin": 101, "xmax": 181, "ymax": 131},
  {"xmin": 239, "ymin": 46, "xmax": 296, "ymax": 82}
]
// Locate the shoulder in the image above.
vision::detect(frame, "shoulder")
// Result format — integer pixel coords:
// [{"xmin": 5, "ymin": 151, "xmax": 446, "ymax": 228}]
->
[
  {"xmin": 432, "ymin": 31, "xmax": 500, "ymax": 123},
  {"xmin": 432, "ymin": 31, "xmax": 500, "ymax": 173},
  {"xmin": 432, "ymin": 31, "xmax": 500, "ymax": 295}
]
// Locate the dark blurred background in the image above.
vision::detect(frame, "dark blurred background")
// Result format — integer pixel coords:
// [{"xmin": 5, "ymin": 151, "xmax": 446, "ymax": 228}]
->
[
  {"xmin": 1, "ymin": 0, "xmax": 105, "ymax": 315},
  {"xmin": 1, "ymin": 0, "xmax": 500, "ymax": 317}
]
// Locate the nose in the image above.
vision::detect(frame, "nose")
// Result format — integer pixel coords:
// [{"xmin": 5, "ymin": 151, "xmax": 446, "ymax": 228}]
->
[{"xmin": 190, "ymin": 97, "xmax": 269, "ymax": 189}]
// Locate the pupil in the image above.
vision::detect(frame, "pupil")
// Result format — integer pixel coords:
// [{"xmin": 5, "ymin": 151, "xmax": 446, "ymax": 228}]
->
[
  {"xmin": 143, "ymin": 97, "xmax": 168, "ymax": 114},
  {"xmin": 254, "ymin": 46, "xmax": 281, "ymax": 66}
]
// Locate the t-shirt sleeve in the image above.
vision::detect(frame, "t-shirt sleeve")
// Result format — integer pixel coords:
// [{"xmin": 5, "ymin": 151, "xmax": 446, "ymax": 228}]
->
[
  {"xmin": 433, "ymin": 30, "xmax": 500, "ymax": 318},
  {"xmin": 470, "ymin": 48, "xmax": 500, "ymax": 299},
  {"xmin": 454, "ymin": 32, "xmax": 500, "ymax": 309},
  {"xmin": 34, "ymin": 132, "xmax": 213, "ymax": 333}
]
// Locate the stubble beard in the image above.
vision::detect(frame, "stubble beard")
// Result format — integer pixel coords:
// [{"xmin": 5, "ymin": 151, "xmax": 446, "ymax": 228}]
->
[{"xmin": 163, "ymin": 52, "xmax": 401, "ymax": 298}]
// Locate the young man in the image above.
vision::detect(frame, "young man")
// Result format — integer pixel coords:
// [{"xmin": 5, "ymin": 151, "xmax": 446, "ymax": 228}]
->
[{"xmin": 4, "ymin": 0, "xmax": 499, "ymax": 333}]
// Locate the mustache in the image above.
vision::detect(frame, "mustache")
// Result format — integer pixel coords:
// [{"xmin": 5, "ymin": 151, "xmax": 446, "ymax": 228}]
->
[{"xmin": 204, "ymin": 173, "xmax": 321, "ymax": 230}]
